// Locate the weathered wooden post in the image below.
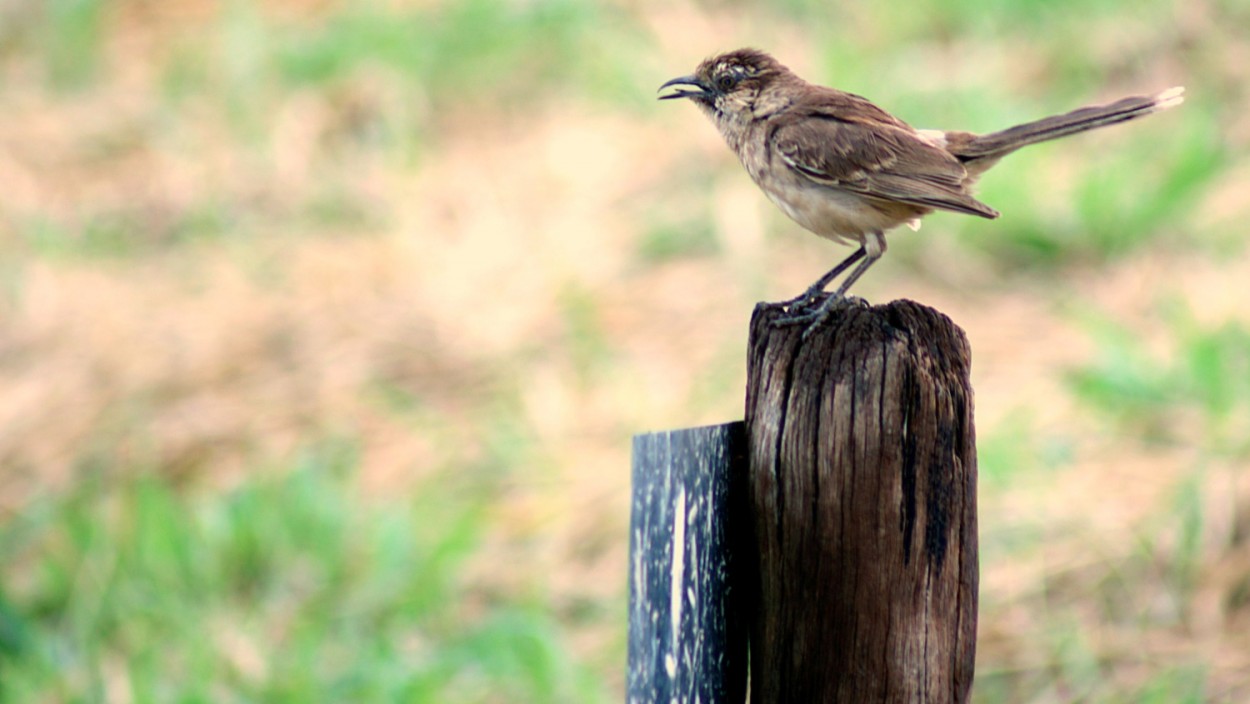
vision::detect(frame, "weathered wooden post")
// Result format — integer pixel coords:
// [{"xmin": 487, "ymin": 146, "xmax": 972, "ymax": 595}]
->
[
  {"xmin": 628, "ymin": 297, "xmax": 978, "ymax": 703},
  {"xmin": 746, "ymin": 299, "xmax": 978, "ymax": 702},
  {"xmin": 627, "ymin": 424, "xmax": 748, "ymax": 703}
]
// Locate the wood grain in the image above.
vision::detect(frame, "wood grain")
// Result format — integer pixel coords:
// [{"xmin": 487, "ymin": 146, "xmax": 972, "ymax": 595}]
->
[{"xmin": 745, "ymin": 299, "xmax": 979, "ymax": 703}]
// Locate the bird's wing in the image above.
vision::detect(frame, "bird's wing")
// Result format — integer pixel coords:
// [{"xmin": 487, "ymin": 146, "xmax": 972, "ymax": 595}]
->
[{"xmin": 772, "ymin": 101, "xmax": 1000, "ymax": 220}]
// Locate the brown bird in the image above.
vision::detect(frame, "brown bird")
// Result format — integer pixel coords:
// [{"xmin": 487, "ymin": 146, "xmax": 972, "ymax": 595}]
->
[{"xmin": 659, "ymin": 48, "xmax": 1183, "ymax": 332}]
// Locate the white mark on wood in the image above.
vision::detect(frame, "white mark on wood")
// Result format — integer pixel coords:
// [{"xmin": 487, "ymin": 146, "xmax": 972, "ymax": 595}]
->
[
  {"xmin": 632, "ymin": 528, "xmax": 644, "ymax": 613},
  {"xmin": 666, "ymin": 485, "xmax": 687, "ymax": 679}
]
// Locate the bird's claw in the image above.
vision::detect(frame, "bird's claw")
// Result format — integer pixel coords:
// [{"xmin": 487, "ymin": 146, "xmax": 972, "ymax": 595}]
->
[{"xmin": 769, "ymin": 293, "xmax": 867, "ymax": 339}]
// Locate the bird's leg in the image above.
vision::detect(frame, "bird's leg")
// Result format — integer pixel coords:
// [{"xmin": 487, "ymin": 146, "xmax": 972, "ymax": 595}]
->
[
  {"xmin": 771, "ymin": 246, "xmax": 866, "ymax": 312},
  {"xmin": 772, "ymin": 232, "xmax": 886, "ymax": 337},
  {"xmin": 827, "ymin": 237, "xmax": 883, "ymax": 300}
]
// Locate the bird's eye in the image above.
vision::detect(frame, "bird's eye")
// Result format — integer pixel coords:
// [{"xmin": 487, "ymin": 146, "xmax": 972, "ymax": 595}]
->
[{"xmin": 716, "ymin": 74, "xmax": 736, "ymax": 91}]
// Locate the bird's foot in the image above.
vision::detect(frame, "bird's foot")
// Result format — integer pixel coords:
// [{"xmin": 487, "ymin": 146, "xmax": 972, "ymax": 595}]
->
[
  {"xmin": 769, "ymin": 293, "xmax": 867, "ymax": 339},
  {"xmin": 763, "ymin": 284, "xmax": 828, "ymax": 313}
]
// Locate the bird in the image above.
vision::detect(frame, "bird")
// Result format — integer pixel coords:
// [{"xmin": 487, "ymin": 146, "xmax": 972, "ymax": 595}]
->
[{"xmin": 658, "ymin": 48, "xmax": 1184, "ymax": 333}]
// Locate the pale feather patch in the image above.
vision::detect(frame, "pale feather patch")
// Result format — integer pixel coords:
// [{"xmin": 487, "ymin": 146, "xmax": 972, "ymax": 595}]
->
[
  {"xmin": 915, "ymin": 129, "xmax": 948, "ymax": 149},
  {"xmin": 1153, "ymin": 86, "xmax": 1185, "ymax": 111},
  {"xmin": 906, "ymin": 218, "xmax": 922, "ymax": 231}
]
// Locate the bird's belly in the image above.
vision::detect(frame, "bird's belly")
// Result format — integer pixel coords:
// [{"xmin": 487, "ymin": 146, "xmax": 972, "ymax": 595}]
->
[{"xmin": 758, "ymin": 180, "xmax": 923, "ymax": 246}]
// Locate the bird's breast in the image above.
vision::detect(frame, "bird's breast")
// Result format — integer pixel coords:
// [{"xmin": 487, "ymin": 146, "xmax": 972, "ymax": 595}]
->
[{"xmin": 750, "ymin": 165, "xmax": 920, "ymax": 245}]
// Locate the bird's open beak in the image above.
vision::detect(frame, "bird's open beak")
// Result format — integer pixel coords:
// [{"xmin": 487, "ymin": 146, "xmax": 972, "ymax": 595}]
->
[{"xmin": 658, "ymin": 75, "xmax": 712, "ymax": 101}]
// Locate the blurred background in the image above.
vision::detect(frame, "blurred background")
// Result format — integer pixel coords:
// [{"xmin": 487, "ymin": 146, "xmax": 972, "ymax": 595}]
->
[{"xmin": 0, "ymin": 0, "xmax": 1247, "ymax": 701}]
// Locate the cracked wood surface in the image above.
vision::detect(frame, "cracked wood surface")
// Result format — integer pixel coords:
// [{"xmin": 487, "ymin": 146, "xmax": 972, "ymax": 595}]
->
[{"xmin": 745, "ymin": 299, "xmax": 979, "ymax": 703}]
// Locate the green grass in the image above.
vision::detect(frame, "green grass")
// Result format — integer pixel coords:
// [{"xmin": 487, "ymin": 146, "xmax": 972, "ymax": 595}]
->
[
  {"xmin": 635, "ymin": 219, "xmax": 721, "ymax": 264},
  {"xmin": 976, "ymin": 410, "xmax": 1075, "ymax": 486},
  {"xmin": 1068, "ymin": 305, "xmax": 1250, "ymax": 454},
  {"xmin": 157, "ymin": 0, "xmax": 651, "ymax": 147},
  {"xmin": 0, "ymin": 443, "xmax": 607, "ymax": 703},
  {"xmin": 42, "ymin": 0, "xmax": 106, "ymax": 89},
  {"xmin": 14, "ymin": 208, "xmax": 234, "ymax": 260}
]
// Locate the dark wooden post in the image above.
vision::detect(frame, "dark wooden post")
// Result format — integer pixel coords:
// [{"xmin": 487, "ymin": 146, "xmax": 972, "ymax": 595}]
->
[
  {"xmin": 627, "ymin": 423, "xmax": 748, "ymax": 704},
  {"xmin": 745, "ymin": 299, "xmax": 979, "ymax": 703}
]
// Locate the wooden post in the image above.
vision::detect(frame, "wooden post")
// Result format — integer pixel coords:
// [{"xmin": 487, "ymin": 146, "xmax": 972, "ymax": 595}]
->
[
  {"xmin": 627, "ymin": 423, "xmax": 748, "ymax": 704},
  {"xmin": 745, "ymin": 299, "xmax": 979, "ymax": 703}
]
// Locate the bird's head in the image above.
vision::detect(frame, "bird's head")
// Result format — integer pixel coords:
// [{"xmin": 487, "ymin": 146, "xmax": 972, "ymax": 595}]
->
[{"xmin": 659, "ymin": 49, "xmax": 794, "ymax": 119}]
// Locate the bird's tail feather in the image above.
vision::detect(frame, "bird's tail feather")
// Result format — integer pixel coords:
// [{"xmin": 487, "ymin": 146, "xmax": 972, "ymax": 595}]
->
[{"xmin": 954, "ymin": 86, "xmax": 1184, "ymax": 162}]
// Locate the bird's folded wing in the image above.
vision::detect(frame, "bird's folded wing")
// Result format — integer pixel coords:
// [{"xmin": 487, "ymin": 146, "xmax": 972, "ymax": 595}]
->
[{"xmin": 774, "ymin": 113, "xmax": 1000, "ymax": 220}]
